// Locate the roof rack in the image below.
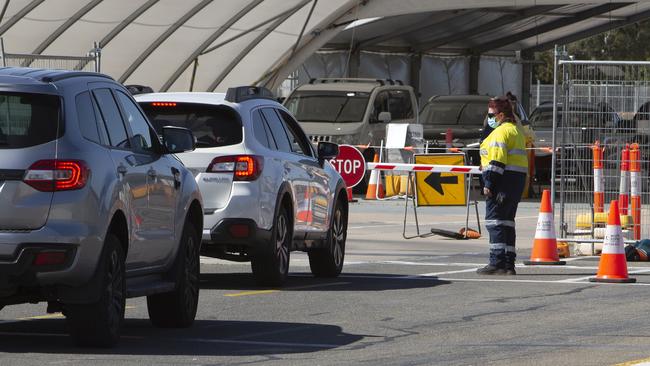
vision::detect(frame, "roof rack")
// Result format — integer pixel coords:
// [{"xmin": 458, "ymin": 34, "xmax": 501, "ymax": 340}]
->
[
  {"xmin": 0, "ymin": 67, "xmax": 113, "ymax": 83},
  {"xmin": 225, "ymin": 86, "xmax": 275, "ymax": 103},
  {"xmin": 125, "ymin": 84, "xmax": 154, "ymax": 95},
  {"xmin": 308, "ymin": 78, "xmax": 405, "ymax": 86}
]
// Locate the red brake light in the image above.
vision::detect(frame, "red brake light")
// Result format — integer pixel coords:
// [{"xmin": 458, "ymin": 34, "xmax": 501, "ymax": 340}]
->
[
  {"xmin": 24, "ymin": 160, "xmax": 89, "ymax": 192},
  {"xmin": 33, "ymin": 251, "xmax": 67, "ymax": 266},
  {"xmin": 207, "ymin": 155, "xmax": 263, "ymax": 181},
  {"xmin": 151, "ymin": 102, "xmax": 177, "ymax": 107}
]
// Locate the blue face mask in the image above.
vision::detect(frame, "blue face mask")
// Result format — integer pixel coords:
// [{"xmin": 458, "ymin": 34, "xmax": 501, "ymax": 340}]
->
[{"xmin": 487, "ymin": 115, "xmax": 499, "ymax": 129}]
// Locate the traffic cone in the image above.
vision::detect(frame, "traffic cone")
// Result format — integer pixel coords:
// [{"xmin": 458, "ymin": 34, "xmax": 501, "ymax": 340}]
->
[
  {"xmin": 365, "ymin": 153, "xmax": 384, "ymax": 200},
  {"xmin": 524, "ymin": 189, "xmax": 566, "ymax": 265},
  {"xmin": 589, "ymin": 200, "xmax": 636, "ymax": 283},
  {"xmin": 296, "ymin": 186, "xmax": 313, "ymax": 223}
]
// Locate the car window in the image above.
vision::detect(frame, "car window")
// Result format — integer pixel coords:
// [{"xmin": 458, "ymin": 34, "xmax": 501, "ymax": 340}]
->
[
  {"xmin": 277, "ymin": 109, "xmax": 313, "ymax": 157},
  {"xmin": 261, "ymin": 108, "xmax": 292, "ymax": 153},
  {"xmin": 252, "ymin": 110, "xmax": 272, "ymax": 149},
  {"xmin": 76, "ymin": 91, "xmax": 102, "ymax": 144},
  {"xmin": 139, "ymin": 102, "xmax": 242, "ymax": 148},
  {"xmin": 115, "ymin": 91, "xmax": 155, "ymax": 153},
  {"xmin": 93, "ymin": 88, "xmax": 130, "ymax": 148},
  {"xmin": 388, "ymin": 90, "xmax": 414, "ymax": 120},
  {"xmin": 371, "ymin": 91, "xmax": 389, "ymax": 123},
  {"xmin": 459, "ymin": 102, "xmax": 488, "ymax": 126},
  {"xmin": 420, "ymin": 101, "xmax": 464, "ymax": 125},
  {"xmin": 284, "ymin": 90, "xmax": 370, "ymax": 123},
  {"xmin": 529, "ymin": 108, "xmax": 559, "ymax": 129},
  {"xmin": 0, "ymin": 92, "xmax": 61, "ymax": 149}
]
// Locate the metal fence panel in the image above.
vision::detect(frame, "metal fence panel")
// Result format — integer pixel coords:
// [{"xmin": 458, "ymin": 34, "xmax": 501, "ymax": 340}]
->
[{"xmin": 556, "ymin": 60, "xmax": 650, "ymax": 242}]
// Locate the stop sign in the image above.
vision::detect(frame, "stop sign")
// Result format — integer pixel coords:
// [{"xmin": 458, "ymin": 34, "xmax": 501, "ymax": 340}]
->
[{"xmin": 329, "ymin": 144, "xmax": 366, "ymax": 188}]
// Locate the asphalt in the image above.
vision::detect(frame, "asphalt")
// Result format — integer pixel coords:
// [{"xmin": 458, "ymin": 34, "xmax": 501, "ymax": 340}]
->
[{"xmin": 2, "ymin": 199, "xmax": 650, "ymax": 365}]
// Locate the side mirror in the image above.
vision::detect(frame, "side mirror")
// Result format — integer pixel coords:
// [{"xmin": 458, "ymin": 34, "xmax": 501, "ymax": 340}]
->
[
  {"xmin": 318, "ymin": 141, "xmax": 339, "ymax": 166},
  {"xmin": 162, "ymin": 126, "xmax": 195, "ymax": 153},
  {"xmin": 378, "ymin": 111, "xmax": 392, "ymax": 123}
]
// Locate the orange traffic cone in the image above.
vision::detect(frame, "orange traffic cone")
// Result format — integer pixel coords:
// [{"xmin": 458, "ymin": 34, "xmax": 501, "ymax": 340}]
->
[
  {"xmin": 524, "ymin": 189, "xmax": 566, "ymax": 265},
  {"xmin": 365, "ymin": 153, "xmax": 385, "ymax": 200},
  {"xmin": 589, "ymin": 200, "xmax": 636, "ymax": 283},
  {"xmin": 347, "ymin": 187, "xmax": 357, "ymax": 203}
]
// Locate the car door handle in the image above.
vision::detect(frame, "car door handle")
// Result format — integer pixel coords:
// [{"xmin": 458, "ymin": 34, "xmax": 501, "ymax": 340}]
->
[{"xmin": 117, "ymin": 165, "xmax": 128, "ymax": 176}]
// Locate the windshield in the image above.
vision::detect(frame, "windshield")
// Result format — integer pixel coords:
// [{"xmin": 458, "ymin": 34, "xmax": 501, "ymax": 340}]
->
[
  {"xmin": 284, "ymin": 90, "xmax": 370, "ymax": 123},
  {"xmin": 0, "ymin": 92, "xmax": 61, "ymax": 149},
  {"xmin": 420, "ymin": 101, "xmax": 463, "ymax": 125},
  {"xmin": 139, "ymin": 102, "xmax": 242, "ymax": 148},
  {"xmin": 459, "ymin": 102, "xmax": 488, "ymax": 126}
]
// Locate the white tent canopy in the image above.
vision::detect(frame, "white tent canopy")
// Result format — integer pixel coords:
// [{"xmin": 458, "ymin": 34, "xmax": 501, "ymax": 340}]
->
[{"xmin": 0, "ymin": 0, "xmax": 649, "ymax": 92}]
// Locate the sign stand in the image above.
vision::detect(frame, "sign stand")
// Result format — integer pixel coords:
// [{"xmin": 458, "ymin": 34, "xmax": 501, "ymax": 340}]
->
[{"xmin": 401, "ymin": 153, "xmax": 481, "ymax": 240}]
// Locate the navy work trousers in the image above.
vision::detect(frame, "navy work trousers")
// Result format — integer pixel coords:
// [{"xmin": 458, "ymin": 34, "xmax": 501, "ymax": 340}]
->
[{"xmin": 484, "ymin": 171, "xmax": 527, "ymax": 268}]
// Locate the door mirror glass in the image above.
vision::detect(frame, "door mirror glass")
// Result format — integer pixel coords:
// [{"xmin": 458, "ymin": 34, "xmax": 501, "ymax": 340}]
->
[
  {"xmin": 318, "ymin": 141, "xmax": 339, "ymax": 163},
  {"xmin": 162, "ymin": 126, "xmax": 195, "ymax": 153},
  {"xmin": 378, "ymin": 111, "xmax": 392, "ymax": 123}
]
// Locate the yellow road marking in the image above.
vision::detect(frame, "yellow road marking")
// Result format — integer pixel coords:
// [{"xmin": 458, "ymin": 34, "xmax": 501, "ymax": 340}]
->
[
  {"xmin": 17, "ymin": 313, "xmax": 64, "ymax": 321},
  {"xmin": 225, "ymin": 289, "xmax": 279, "ymax": 297},
  {"xmin": 224, "ymin": 282, "xmax": 350, "ymax": 297}
]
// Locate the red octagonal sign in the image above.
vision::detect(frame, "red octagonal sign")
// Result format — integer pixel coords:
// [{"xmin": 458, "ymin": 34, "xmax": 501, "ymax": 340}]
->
[{"xmin": 329, "ymin": 144, "xmax": 366, "ymax": 188}]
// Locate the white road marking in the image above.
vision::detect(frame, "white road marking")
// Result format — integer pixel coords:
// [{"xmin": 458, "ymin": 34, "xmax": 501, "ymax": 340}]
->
[
  {"xmin": 349, "ymin": 215, "xmax": 538, "ymax": 230},
  {"xmin": 418, "ymin": 268, "xmax": 479, "ymax": 276},
  {"xmin": 557, "ymin": 268, "xmax": 650, "ymax": 283}
]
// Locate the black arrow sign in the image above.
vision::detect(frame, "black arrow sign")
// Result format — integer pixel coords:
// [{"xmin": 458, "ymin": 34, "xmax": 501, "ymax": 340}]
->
[{"xmin": 424, "ymin": 173, "xmax": 458, "ymax": 195}]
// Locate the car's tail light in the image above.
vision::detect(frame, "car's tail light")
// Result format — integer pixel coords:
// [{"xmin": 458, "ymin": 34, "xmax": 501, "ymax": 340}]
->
[
  {"xmin": 33, "ymin": 251, "xmax": 67, "ymax": 266},
  {"xmin": 207, "ymin": 155, "xmax": 263, "ymax": 181},
  {"xmin": 24, "ymin": 160, "xmax": 89, "ymax": 192}
]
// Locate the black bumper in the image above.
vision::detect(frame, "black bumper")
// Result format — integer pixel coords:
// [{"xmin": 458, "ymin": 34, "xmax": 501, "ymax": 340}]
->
[
  {"xmin": 0, "ymin": 244, "xmax": 77, "ymax": 304},
  {"xmin": 201, "ymin": 219, "xmax": 272, "ymax": 260}
]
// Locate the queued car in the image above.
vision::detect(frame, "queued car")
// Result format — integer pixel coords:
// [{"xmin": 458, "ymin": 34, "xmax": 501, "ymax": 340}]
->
[
  {"xmin": 0, "ymin": 68, "xmax": 203, "ymax": 347},
  {"xmin": 529, "ymin": 101, "xmax": 620, "ymax": 184},
  {"xmin": 136, "ymin": 87, "xmax": 349, "ymax": 286},
  {"xmin": 418, "ymin": 95, "xmax": 491, "ymax": 165}
]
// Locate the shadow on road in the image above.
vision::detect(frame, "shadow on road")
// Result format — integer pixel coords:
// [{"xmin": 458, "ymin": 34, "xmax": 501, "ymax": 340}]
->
[
  {"xmin": 0, "ymin": 319, "xmax": 363, "ymax": 355},
  {"xmin": 200, "ymin": 272, "xmax": 450, "ymax": 292}
]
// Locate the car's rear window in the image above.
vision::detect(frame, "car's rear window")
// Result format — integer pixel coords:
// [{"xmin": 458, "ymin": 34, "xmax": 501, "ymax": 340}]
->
[
  {"xmin": 139, "ymin": 102, "xmax": 242, "ymax": 148},
  {"xmin": 0, "ymin": 92, "xmax": 61, "ymax": 149}
]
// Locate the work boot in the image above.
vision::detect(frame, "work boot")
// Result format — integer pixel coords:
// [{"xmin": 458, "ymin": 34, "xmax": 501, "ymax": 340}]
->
[
  {"xmin": 505, "ymin": 252, "xmax": 517, "ymax": 275},
  {"xmin": 476, "ymin": 265, "xmax": 505, "ymax": 275}
]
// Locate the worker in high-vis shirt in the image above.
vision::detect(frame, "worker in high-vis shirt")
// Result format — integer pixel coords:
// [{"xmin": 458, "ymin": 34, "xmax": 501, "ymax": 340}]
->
[{"xmin": 478, "ymin": 97, "xmax": 529, "ymax": 275}]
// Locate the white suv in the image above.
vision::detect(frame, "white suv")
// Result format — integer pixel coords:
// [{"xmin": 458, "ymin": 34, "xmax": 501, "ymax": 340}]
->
[{"xmin": 136, "ymin": 87, "xmax": 348, "ymax": 286}]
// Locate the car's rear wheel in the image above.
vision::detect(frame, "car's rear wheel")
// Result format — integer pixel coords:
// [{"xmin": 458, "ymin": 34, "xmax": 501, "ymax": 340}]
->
[
  {"xmin": 66, "ymin": 234, "xmax": 125, "ymax": 347},
  {"xmin": 309, "ymin": 198, "xmax": 347, "ymax": 277},
  {"xmin": 147, "ymin": 222, "xmax": 200, "ymax": 328},
  {"xmin": 251, "ymin": 204, "xmax": 291, "ymax": 286}
]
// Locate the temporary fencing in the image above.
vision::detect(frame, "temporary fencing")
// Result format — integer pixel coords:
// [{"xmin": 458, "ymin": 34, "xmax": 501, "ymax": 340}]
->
[
  {"xmin": 0, "ymin": 39, "xmax": 100, "ymax": 72},
  {"xmin": 554, "ymin": 59, "xmax": 650, "ymax": 246}
]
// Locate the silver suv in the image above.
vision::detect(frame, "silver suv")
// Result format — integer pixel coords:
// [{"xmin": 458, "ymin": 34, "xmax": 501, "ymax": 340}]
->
[
  {"xmin": 0, "ymin": 68, "xmax": 203, "ymax": 347},
  {"xmin": 136, "ymin": 87, "xmax": 348, "ymax": 287}
]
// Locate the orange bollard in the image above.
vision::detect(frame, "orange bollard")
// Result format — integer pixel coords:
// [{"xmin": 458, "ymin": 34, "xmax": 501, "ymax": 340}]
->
[
  {"xmin": 589, "ymin": 200, "xmax": 636, "ymax": 283},
  {"xmin": 592, "ymin": 141, "xmax": 604, "ymax": 213},
  {"xmin": 619, "ymin": 144, "xmax": 630, "ymax": 215},
  {"xmin": 630, "ymin": 143, "xmax": 641, "ymax": 240},
  {"xmin": 524, "ymin": 189, "xmax": 566, "ymax": 265}
]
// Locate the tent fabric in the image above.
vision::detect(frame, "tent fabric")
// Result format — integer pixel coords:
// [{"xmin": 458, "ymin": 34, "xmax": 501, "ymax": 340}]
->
[{"xmin": 0, "ymin": 0, "xmax": 648, "ymax": 92}]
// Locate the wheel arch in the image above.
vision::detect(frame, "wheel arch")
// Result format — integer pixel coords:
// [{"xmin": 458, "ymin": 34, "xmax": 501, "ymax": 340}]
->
[{"xmin": 107, "ymin": 210, "xmax": 129, "ymax": 256}]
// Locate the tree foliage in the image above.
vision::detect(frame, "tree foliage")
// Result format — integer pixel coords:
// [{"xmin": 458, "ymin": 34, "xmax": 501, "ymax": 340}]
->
[{"xmin": 534, "ymin": 20, "xmax": 650, "ymax": 83}]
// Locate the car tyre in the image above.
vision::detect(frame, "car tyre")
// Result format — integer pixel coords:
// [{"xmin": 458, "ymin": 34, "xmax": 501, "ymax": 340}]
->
[
  {"xmin": 147, "ymin": 222, "xmax": 200, "ymax": 328},
  {"xmin": 66, "ymin": 234, "xmax": 125, "ymax": 347},
  {"xmin": 251, "ymin": 204, "xmax": 291, "ymax": 286},
  {"xmin": 309, "ymin": 198, "xmax": 347, "ymax": 277}
]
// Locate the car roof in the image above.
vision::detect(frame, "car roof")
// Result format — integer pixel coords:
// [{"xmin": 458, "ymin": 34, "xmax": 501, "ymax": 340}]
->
[
  {"xmin": 134, "ymin": 92, "xmax": 227, "ymax": 105},
  {"xmin": 0, "ymin": 67, "xmax": 112, "ymax": 84},
  {"xmin": 426, "ymin": 95, "xmax": 491, "ymax": 103}
]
